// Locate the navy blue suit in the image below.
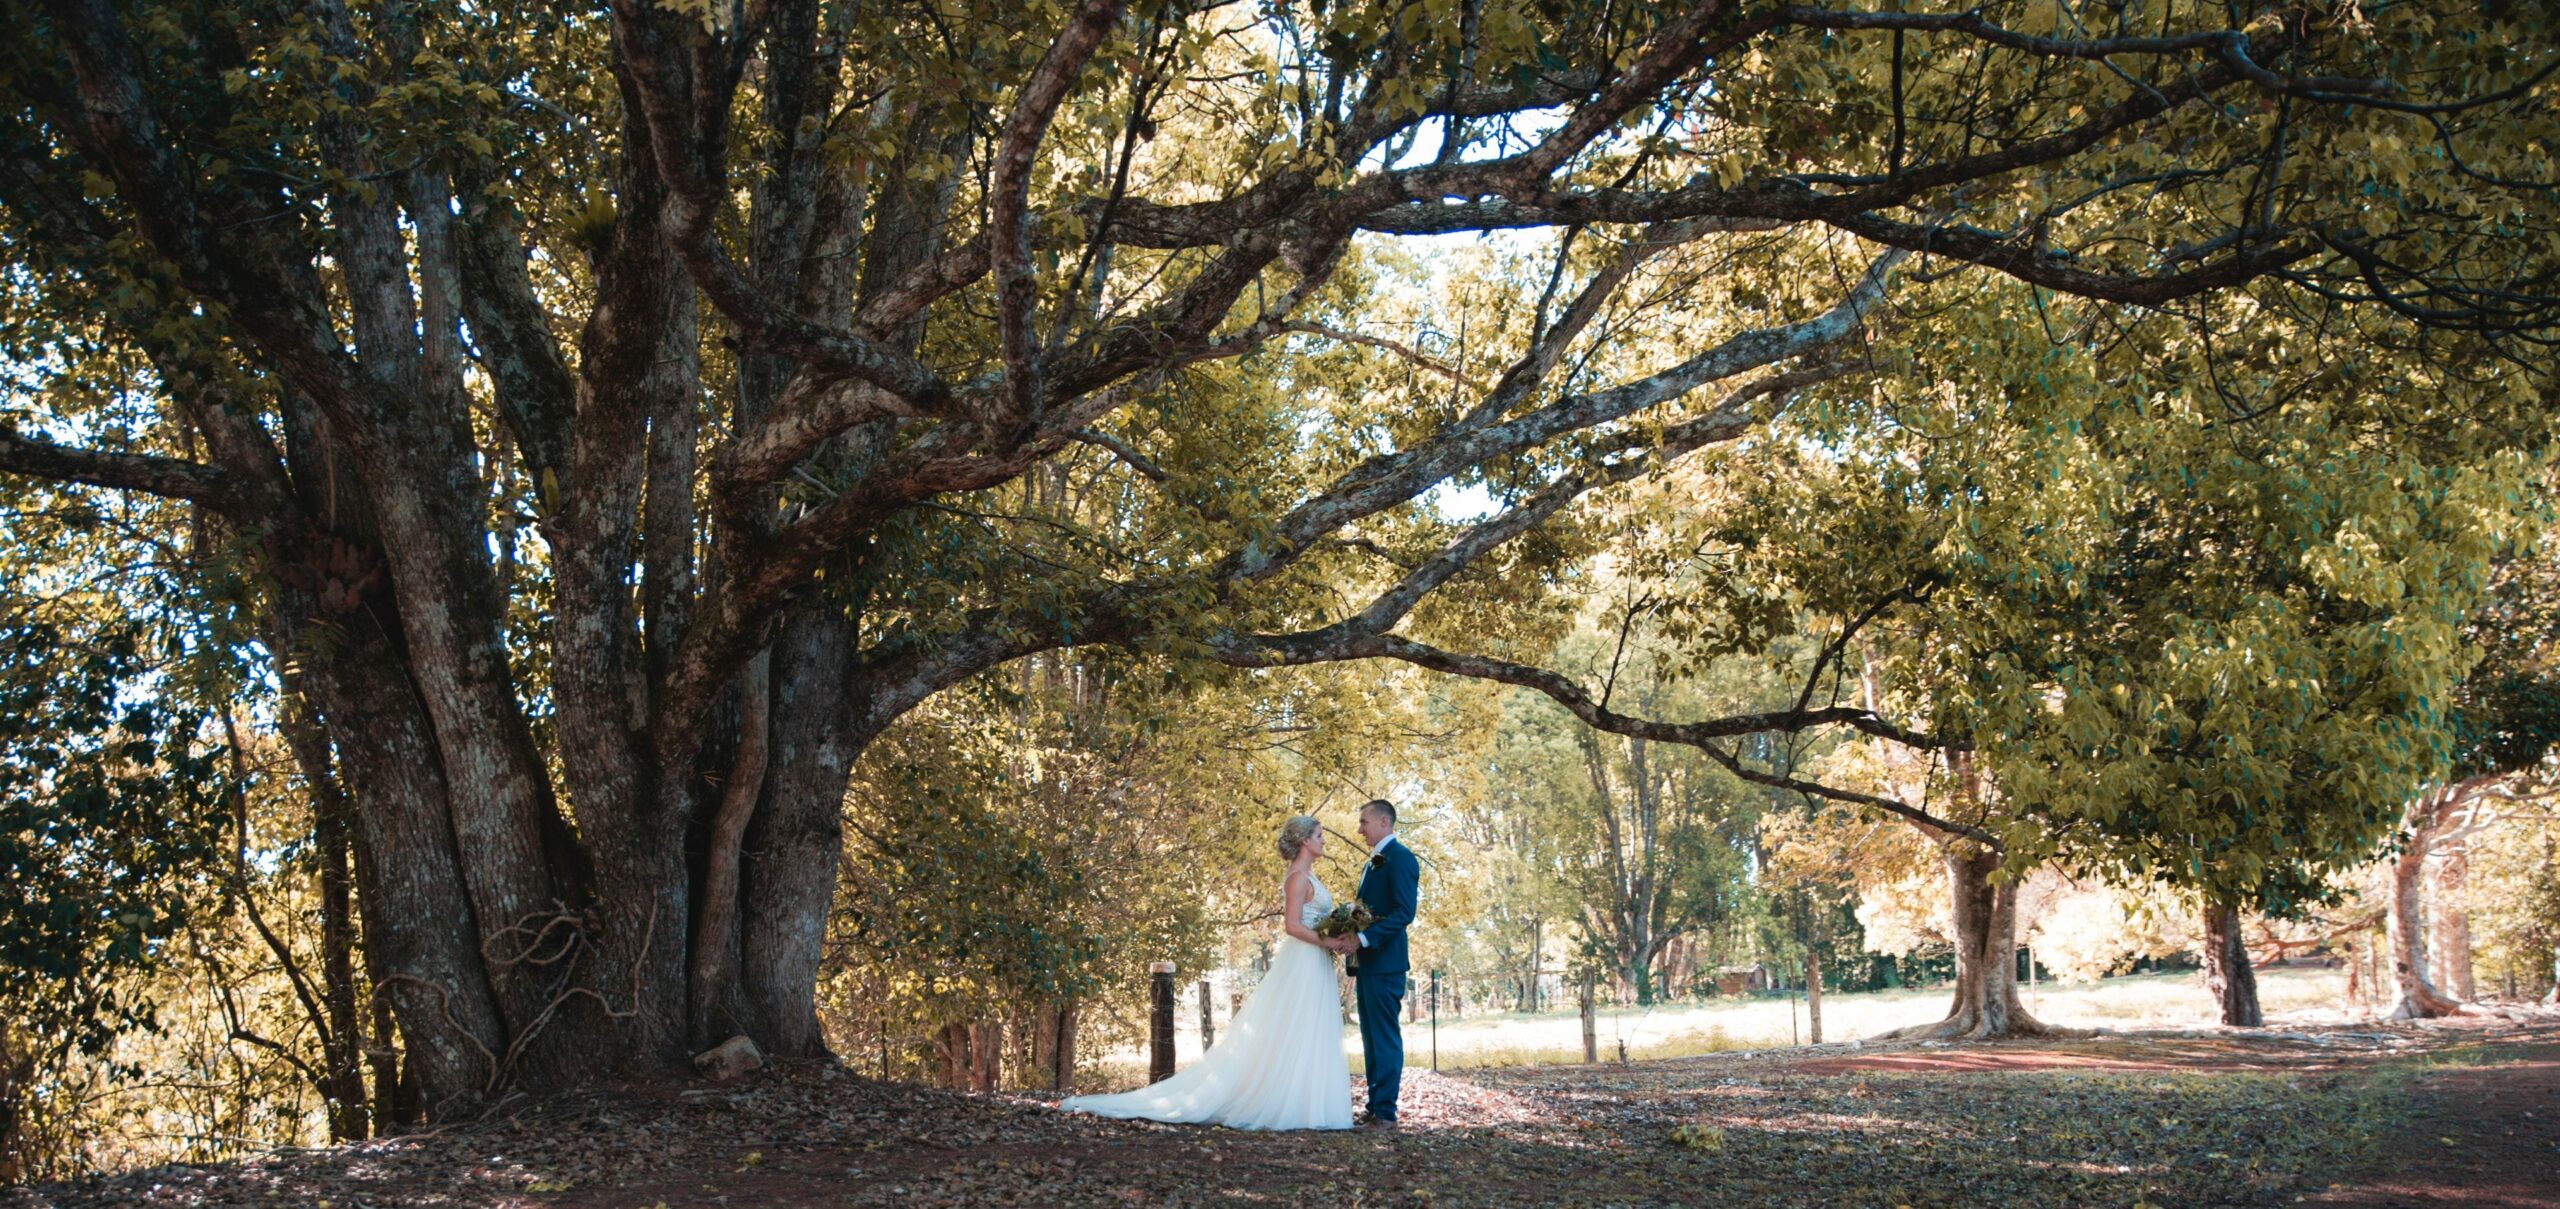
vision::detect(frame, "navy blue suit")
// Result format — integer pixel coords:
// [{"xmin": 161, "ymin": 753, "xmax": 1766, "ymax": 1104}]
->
[{"xmin": 1351, "ymin": 836, "xmax": 1420, "ymax": 1120}]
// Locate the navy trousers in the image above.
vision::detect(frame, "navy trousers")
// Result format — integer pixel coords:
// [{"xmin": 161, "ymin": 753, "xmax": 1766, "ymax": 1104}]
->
[{"xmin": 1354, "ymin": 970, "xmax": 1406, "ymax": 1119}]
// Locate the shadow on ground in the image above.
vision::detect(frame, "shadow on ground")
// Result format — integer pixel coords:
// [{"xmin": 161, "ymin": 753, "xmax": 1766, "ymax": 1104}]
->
[{"xmin": 10, "ymin": 1011, "xmax": 2555, "ymax": 1207}]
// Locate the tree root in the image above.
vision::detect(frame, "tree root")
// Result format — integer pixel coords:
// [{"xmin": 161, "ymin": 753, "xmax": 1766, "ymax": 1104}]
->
[
  {"xmin": 2387, "ymin": 987, "xmax": 2469, "ymax": 1020},
  {"xmin": 1875, "ymin": 1002, "xmax": 2093, "ymax": 1042}
]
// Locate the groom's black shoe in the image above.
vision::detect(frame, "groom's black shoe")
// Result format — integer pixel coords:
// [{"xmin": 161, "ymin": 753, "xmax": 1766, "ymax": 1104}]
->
[{"xmin": 1358, "ymin": 1113, "xmax": 1400, "ymax": 1130}]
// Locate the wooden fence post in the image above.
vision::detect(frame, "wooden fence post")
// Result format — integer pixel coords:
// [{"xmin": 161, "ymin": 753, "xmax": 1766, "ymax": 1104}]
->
[
  {"xmin": 1198, "ymin": 979, "xmax": 1215, "ymax": 1050},
  {"xmin": 1429, "ymin": 970, "xmax": 1439, "ymax": 1073},
  {"xmin": 1149, "ymin": 961, "xmax": 1177, "ymax": 1083}
]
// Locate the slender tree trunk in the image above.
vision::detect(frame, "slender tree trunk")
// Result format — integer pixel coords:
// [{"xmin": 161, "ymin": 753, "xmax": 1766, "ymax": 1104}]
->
[
  {"xmin": 314, "ymin": 787, "xmax": 370, "ymax": 1139},
  {"xmin": 1805, "ymin": 947, "xmax": 1824, "ymax": 1044},
  {"xmin": 1523, "ymin": 917, "xmax": 1541, "ymax": 1012},
  {"xmin": 2200, "ymin": 900, "xmax": 2263, "ymax": 1027},
  {"xmin": 690, "ymin": 648, "xmax": 772, "ymax": 1048},
  {"xmin": 282, "ymin": 702, "xmax": 373, "ymax": 1140},
  {"xmin": 1880, "ymin": 845, "xmax": 2065, "ymax": 1040}
]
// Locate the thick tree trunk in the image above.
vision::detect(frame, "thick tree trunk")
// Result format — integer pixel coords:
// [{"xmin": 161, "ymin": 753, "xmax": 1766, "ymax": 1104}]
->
[
  {"xmin": 938, "ymin": 1023, "xmax": 972, "ymax": 1089},
  {"xmin": 734, "ymin": 603, "xmax": 866, "ymax": 1057},
  {"xmin": 1032, "ymin": 1001, "xmax": 1077, "ymax": 1093},
  {"xmin": 2433, "ymin": 849, "xmax": 2475, "ymax": 1001},
  {"xmin": 1879, "ymin": 846, "xmax": 2067, "ymax": 1040},
  {"xmin": 971, "ymin": 1020, "xmax": 1004, "ymax": 1092},
  {"xmin": 297, "ymin": 640, "xmax": 510, "ymax": 1115},
  {"xmin": 2201, "ymin": 900, "xmax": 2263, "ymax": 1027}
]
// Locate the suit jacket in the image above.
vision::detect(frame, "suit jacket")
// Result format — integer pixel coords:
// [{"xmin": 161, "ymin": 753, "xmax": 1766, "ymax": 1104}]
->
[{"xmin": 1353, "ymin": 837, "xmax": 1420, "ymax": 977}]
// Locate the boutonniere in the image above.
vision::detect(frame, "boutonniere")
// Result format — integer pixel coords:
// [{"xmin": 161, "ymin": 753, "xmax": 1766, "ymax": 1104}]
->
[{"xmin": 1369, "ymin": 855, "xmax": 1384, "ymax": 868}]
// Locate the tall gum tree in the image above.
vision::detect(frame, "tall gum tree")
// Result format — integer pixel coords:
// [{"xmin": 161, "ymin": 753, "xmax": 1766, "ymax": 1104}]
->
[{"xmin": 3, "ymin": 0, "xmax": 2554, "ymax": 1104}]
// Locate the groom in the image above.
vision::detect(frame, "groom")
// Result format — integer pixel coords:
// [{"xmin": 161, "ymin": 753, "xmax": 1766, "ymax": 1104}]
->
[{"xmin": 1331, "ymin": 797, "xmax": 1419, "ymax": 1127}]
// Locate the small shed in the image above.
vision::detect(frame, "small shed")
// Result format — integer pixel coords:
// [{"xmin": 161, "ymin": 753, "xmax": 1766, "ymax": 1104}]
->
[{"xmin": 1710, "ymin": 964, "xmax": 1773, "ymax": 996}]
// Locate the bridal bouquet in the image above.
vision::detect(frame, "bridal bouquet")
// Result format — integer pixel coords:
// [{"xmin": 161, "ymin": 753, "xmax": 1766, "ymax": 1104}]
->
[{"xmin": 1315, "ymin": 901, "xmax": 1373, "ymax": 940}]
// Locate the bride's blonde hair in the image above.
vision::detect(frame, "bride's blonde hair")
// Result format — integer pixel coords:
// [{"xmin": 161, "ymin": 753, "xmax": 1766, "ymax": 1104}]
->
[{"xmin": 1275, "ymin": 814, "xmax": 1320, "ymax": 861}]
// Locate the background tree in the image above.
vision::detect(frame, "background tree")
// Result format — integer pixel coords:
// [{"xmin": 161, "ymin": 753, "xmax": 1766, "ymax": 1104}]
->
[
  {"xmin": 2377, "ymin": 505, "xmax": 2560, "ymax": 1016},
  {"xmin": 1474, "ymin": 601, "xmax": 1773, "ymax": 1005}
]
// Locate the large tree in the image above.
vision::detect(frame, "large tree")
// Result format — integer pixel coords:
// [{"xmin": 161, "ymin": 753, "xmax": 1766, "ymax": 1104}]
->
[{"xmin": 5, "ymin": 0, "xmax": 2552, "ymax": 1107}]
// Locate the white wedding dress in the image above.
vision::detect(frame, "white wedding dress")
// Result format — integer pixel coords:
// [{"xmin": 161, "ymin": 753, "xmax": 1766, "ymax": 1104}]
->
[{"xmin": 1061, "ymin": 873, "xmax": 1353, "ymax": 1130}]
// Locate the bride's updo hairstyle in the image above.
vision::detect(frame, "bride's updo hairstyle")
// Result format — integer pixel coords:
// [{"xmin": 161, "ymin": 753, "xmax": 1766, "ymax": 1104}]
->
[{"xmin": 1275, "ymin": 815, "xmax": 1320, "ymax": 861}]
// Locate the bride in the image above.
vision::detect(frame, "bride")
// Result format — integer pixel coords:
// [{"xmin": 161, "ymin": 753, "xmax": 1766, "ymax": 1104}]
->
[{"xmin": 1061, "ymin": 815, "xmax": 1353, "ymax": 1130}]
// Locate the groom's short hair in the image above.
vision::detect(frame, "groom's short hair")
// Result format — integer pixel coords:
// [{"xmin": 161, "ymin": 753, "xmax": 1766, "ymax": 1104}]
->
[{"xmin": 1362, "ymin": 798, "xmax": 1396, "ymax": 825}]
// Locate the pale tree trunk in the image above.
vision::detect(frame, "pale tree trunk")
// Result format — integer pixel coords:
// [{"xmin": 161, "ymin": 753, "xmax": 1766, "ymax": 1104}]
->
[
  {"xmin": 2433, "ymin": 847, "xmax": 2475, "ymax": 1001},
  {"xmin": 2388, "ymin": 785, "xmax": 2466, "ymax": 1019},
  {"xmin": 2386, "ymin": 841, "xmax": 2462, "ymax": 1017},
  {"xmin": 1880, "ymin": 845, "xmax": 2065, "ymax": 1040},
  {"xmin": 2200, "ymin": 900, "xmax": 2263, "ymax": 1027},
  {"xmin": 1805, "ymin": 947, "xmax": 1824, "ymax": 1044},
  {"xmin": 1522, "ymin": 917, "xmax": 1542, "ymax": 1012}
]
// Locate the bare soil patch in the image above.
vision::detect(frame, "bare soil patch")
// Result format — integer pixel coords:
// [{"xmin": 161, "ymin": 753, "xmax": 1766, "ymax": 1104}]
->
[{"xmin": 2306, "ymin": 1039, "xmax": 2560, "ymax": 1207}]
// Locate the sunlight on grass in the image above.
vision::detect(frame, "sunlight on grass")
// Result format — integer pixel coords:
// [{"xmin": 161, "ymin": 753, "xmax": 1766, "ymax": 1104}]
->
[
  {"xmin": 1090, "ymin": 967, "xmax": 2351, "ymax": 1085},
  {"xmin": 1402, "ymin": 967, "xmax": 2349, "ymax": 1071}
]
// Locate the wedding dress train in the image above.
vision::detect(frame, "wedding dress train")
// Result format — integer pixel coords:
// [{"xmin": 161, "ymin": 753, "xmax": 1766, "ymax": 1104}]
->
[{"xmin": 1060, "ymin": 875, "xmax": 1353, "ymax": 1130}]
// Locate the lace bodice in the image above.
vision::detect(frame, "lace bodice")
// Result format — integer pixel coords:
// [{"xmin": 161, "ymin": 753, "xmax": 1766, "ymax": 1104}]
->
[{"xmin": 1294, "ymin": 873, "xmax": 1334, "ymax": 930}]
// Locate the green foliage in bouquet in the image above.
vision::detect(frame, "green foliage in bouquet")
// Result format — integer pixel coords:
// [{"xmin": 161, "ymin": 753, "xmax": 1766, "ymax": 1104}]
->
[{"xmin": 1315, "ymin": 902, "xmax": 1374, "ymax": 941}]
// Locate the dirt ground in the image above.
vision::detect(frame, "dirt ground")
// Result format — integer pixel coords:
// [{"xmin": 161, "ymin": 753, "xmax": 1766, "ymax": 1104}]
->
[
  {"xmin": 11, "ymin": 1009, "xmax": 2556, "ymax": 1208},
  {"xmin": 2306, "ymin": 1038, "xmax": 2560, "ymax": 1208}
]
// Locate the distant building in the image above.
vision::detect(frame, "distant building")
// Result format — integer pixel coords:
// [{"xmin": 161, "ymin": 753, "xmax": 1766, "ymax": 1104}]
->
[{"xmin": 1710, "ymin": 964, "xmax": 1773, "ymax": 996}]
